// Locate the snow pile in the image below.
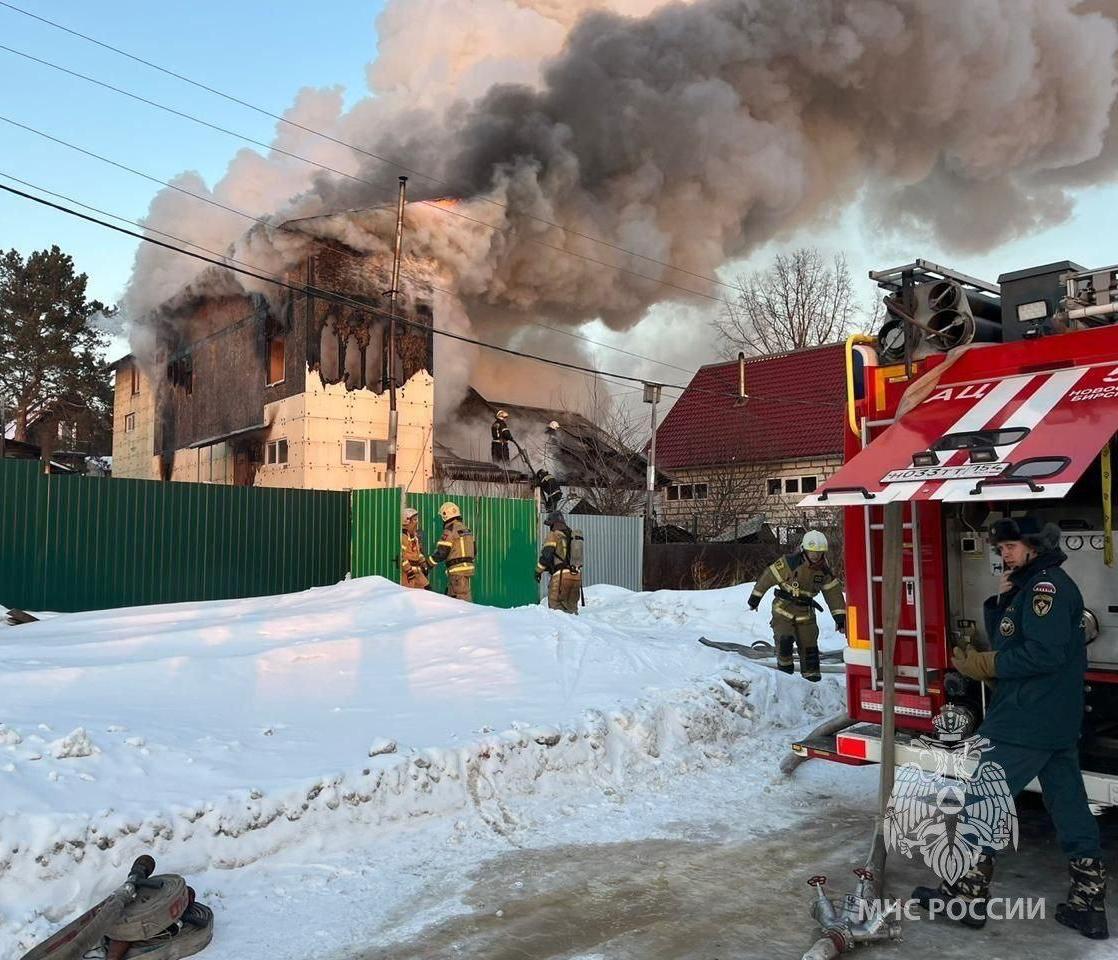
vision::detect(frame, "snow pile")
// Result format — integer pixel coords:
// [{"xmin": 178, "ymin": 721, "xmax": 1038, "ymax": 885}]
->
[{"xmin": 0, "ymin": 578, "xmax": 844, "ymax": 953}]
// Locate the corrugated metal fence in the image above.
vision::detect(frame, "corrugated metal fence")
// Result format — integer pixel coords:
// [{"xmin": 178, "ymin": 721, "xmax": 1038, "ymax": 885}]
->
[
  {"xmin": 539, "ymin": 514, "xmax": 644, "ymax": 593},
  {"xmin": 0, "ymin": 457, "xmax": 643, "ymax": 614},
  {"xmin": 406, "ymin": 492, "xmax": 539, "ymax": 608},
  {"xmin": 0, "ymin": 459, "xmax": 350, "ymax": 612}
]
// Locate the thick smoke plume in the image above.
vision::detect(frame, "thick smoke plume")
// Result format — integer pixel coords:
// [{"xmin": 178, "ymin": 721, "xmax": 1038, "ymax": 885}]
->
[{"xmin": 125, "ymin": 0, "xmax": 1118, "ymax": 413}]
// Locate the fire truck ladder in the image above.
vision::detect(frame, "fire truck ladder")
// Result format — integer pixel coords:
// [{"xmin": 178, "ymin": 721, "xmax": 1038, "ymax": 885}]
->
[{"xmin": 861, "ymin": 417, "xmax": 930, "ymax": 699}]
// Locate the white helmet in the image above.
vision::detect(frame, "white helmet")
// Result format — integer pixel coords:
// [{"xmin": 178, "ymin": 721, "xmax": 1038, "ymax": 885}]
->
[
  {"xmin": 496, "ymin": 410, "xmax": 509, "ymax": 421},
  {"xmin": 547, "ymin": 420, "xmax": 560, "ymax": 431},
  {"xmin": 403, "ymin": 507, "xmax": 419, "ymax": 521},
  {"xmin": 802, "ymin": 530, "xmax": 828, "ymax": 553},
  {"xmin": 439, "ymin": 502, "xmax": 461, "ymax": 522}
]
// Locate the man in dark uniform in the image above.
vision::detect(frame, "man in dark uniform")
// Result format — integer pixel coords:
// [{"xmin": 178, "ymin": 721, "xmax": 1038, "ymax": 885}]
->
[
  {"xmin": 747, "ymin": 530, "xmax": 845, "ymax": 681},
  {"xmin": 914, "ymin": 516, "xmax": 1107, "ymax": 939},
  {"xmin": 491, "ymin": 410, "xmax": 513, "ymax": 463},
  {"xmin": 534, "ymin": 469, "xmax": 563, "ymax": 514}
]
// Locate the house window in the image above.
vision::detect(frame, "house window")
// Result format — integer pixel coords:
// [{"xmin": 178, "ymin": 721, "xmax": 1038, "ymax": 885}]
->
[
  {"xmin": 125, "ymin": 413, "xmax": 136, "ymax": 433},
  {"xmin": 801, "ymin": 476, "xmax": 818, "ymax": 493},
  {"xmin": 767, "ymin": 478, "xmax": 781, "ymax": 496},
  {"xmin": 784, "ymin": 477, "xmax": 800, "ymax": 495},
  {"xmin": 168, "ymin": 352, "xmax": 193, "ymax": 394},
  {"xmin": 130, "ymin": 365, "xmax": 140, "ymax": 396},
  {"xmin": 343, "ymin": 438, "xmax": 390, "ymax": 464},
  {"xmin": 667, "ymin": 483, "xmax": 699, "ymax": 501},
  {"xmin": 267, "ymin": 336, "xmax": 286, "ymax": 386},
  {"xmin": 266, "ymin": 439, "xmax": 289, "ymax": 465}
]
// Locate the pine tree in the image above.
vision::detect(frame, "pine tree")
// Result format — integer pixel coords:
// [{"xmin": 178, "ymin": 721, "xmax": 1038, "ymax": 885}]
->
[{"xmin": 0, "ymin": 245, "xmax": 111, "ymax": 444}]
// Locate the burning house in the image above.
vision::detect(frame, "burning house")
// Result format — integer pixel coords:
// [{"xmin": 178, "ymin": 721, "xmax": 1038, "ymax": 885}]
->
[{"xmin": 113, "ymin": 217, "xmax": 436, "ymax": 491}]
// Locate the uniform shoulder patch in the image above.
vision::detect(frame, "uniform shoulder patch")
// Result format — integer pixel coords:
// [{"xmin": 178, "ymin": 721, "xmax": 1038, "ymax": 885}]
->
[
  {"xmin": 1032, "ymin": 595, "xmax": 1054, "ymax": 617},
  {"xmin": 999, "ymin": 616, "xmax": 1015, "ymax": 637},
  {"xmin": 1032, "ymin": 581, "xmax": 1057, "ymax": 595}
]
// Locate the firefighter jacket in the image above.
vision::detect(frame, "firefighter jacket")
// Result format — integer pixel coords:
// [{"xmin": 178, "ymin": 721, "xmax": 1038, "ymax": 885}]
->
[
  {"xmin": 536, "ymin": 472, "xmax": 563, "ymax": 513},
  {"xmin": 491, "ymin": 419, "xmax": 513, "ymax": 461},
  {"xmin": 980, "ymin": 550, "xmax": 1086, "ymax": 750},
  {"xmin": 429, "ymin": 518, "xmax": 476, "ymax": 577},
  {"xmin": 538, "ymin": 525, "xmax": 578, "ymax": 575},
  {"xmin": 400, "ymin": 528, "xmax": 428, "ymax": 580},
  {"xmin": 750, "ymin": 551, "xmax": 845, "ymax": 624}
]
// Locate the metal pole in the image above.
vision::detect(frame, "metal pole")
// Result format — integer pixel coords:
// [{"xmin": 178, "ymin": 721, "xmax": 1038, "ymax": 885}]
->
[
  {"xmin": 0, "ymin": 394, "xmax": 6, "ymax": 461},
  {"xmin": 869, "ymin": 500, "xmax": 904, "ymax": 897},
  {"xmin": 643, "ymin": 383, "xmax": 660, "ymax": 543},
  {"xmin": 386, "ymin": 175, "xmax": 408, "ymax": 492}
]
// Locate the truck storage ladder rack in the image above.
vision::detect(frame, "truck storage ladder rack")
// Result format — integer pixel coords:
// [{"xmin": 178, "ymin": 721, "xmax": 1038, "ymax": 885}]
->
[{"xmin": 861, "ymin": 416, "xmax": 930, "ymax": 698}]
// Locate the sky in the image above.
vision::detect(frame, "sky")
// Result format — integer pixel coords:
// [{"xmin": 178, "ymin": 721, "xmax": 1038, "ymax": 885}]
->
[{"xmin": 4, "ymin": 0, "xmax": 1118, "ymax": 391}]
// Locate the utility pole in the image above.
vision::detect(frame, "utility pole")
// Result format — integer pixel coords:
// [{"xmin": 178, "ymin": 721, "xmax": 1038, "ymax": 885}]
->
[
  {"xmin": 385, "ymin": 176, "xmax": 408, "ymax": 492},
  {"xmin": 643, "ymin": 383, "xmax": 661, "ymax": 543}
]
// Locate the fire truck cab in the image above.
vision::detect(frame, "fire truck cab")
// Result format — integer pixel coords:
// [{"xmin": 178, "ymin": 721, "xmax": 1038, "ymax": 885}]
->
[{"xmin": 791, "ymin": 258, "xmax": 1118, "ymax": 807}]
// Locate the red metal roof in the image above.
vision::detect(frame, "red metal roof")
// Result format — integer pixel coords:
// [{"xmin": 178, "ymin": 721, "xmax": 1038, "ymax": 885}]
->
[{"xmin": 655, "ymin": 342, "xmax": 847, "ymax": 469}]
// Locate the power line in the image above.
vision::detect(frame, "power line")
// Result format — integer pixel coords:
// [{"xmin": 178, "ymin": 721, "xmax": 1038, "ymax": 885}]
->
[
  {"xmin": 0, "ymin": 178, "xmax": 841, "ymax": 408},
  {"xmin": 0, "ymin": 41, "xmax": 731, "ymax": 305},
  {"xmin": 0, "ymin": 180, "xmax": 693, "ymax": 392},
  {"xmin": 0, "ymin": 0, "xmax": 735, "ymax": 293},
  {"xmin": 0, "ymin": 142, "xmax": 693, "ymax": 379}
]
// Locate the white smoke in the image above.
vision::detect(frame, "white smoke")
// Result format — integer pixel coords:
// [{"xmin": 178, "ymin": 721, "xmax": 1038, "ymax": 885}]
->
[{"xmin": 124, "ymin": 0, "xmax": 1118, "ymax": 414}]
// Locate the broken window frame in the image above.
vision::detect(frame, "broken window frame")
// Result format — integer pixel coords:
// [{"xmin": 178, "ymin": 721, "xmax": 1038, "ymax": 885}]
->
[
  {"xmin": 129, "ymin": 365, "xmax": 140, "ymax": 396},
  {"xmin": 124, "ymin": 413, "xmax": 136, "ymax": 433},
  {"xmin": 266, "ymin": 335, "xmax": 286, "ymax": 387}
]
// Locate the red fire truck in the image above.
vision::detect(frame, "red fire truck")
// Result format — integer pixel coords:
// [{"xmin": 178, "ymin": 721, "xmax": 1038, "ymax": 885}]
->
[{"xmin": 792, "ymin": 258, "xmax": 1118, "ymax": 807}]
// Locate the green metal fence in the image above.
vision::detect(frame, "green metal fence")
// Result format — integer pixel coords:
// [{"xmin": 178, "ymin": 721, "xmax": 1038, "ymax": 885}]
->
[
  {"xmin": 350, "ymin": 488, "xmax": 403, "ymax": 581},
  {"xmin": 405, "ymin": 492, "xmax": 539, "ymax": 608},
  {"xmin": 0, "ymin": 459, "xmax": 350, "ymax": 613},
  {"xmin": 0, "ymin": 459, "xmax": 539, "ymax": 614}
]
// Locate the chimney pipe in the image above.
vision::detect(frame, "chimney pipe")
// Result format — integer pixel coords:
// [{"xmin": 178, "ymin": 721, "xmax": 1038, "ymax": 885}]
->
[{"xmin": 738, "ymin": 351, "xmax": 746, "ymax": 400}]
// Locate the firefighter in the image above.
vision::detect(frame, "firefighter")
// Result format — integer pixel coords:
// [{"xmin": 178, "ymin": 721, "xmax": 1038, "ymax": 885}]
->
[
  {"xmin": 746, "ymin": 530, "xmax": 845, "ymax": 682},
  {"xmin": 400, "ymin": 507, "xmax": 429, "ymax": 590},
  {"xmin": 533, "ymin": 469, "xmax": 563, "ymax": 514},
  {"xmin": 491, "ymin": 410, "xmax": 513, "ymax": 463},
  {"xmin": 428, "ymin": 502, "xmax": 476, "ymax": 602},
  {"xmin": 536, "ymin": 513, "xmax": 583, "ymax": 614},
  {"xmin": 914, "ymin": 516, "xmax": 1107, "ymax": 939}
]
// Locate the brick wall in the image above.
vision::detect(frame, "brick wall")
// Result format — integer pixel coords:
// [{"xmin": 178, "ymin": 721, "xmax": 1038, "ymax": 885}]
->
[{"xmin": 659, "ymin": 454, "xmax": 843, "ymax": 542}]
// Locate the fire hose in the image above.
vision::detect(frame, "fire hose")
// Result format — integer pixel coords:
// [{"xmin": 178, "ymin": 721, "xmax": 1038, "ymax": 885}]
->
[{"xmin": 20, "ymin": 858, "xmax": 213, "ymax": 960}]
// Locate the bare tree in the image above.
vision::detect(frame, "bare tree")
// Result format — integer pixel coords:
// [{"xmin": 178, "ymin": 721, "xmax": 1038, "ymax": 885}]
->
[
  {"xmin": 715, "ymin": 248, "xmax": 863, "ymax": 357},
  {"xmin": 557, "ymin": 380, "xmax": 650, "ymax": 516}
]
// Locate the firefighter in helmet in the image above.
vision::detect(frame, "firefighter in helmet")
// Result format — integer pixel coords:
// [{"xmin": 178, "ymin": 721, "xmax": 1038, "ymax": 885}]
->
[
  {"xmin": 534, "ymin": 469, "xmax": 563, "ymax": 514},
  {"xmin": 428, "ymin": 502, "xmax": 476, "ymax": 602},
  {"xmin": 491, "ymin": 410, "xmax": 513, "ymax": 463},
  {"xmin": 747, "ymin": 530, "xmax": 845, "ymax": 682},
  {"xmin": 913, "ymin": 516, "xmax": 1107, "ymax": 939},
  {"xmin": 400, "ymin": 507, "xmax": 429, "ymax": 590},
  {"xmin": 537, "ymin": 513, "xmax": 583, "ymax": 614}
]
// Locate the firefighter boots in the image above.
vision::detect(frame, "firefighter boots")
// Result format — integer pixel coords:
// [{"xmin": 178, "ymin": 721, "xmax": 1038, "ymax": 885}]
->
[
  {"xmin": 1056, "ymin": 857, "xmax": 1109, "ymax": 940},
  {"xmin": 911, "ymin": 853, "xmax": 994, "ymax": 929},
  {"xmin": 775, "ymin": 635, "xmax": 795, "ymax": 674}
]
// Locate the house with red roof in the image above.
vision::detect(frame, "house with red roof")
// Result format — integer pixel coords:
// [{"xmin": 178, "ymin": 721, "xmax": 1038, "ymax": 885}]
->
[{"xmin": 653, "ymin": 342, "xmax": 847, "ymax": 541}]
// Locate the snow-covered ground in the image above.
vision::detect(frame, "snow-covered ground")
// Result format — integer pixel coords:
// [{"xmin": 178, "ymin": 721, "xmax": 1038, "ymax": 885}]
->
[{"xmin": 0, "ymin": 579, "xmax": 850, "ymax": 958}]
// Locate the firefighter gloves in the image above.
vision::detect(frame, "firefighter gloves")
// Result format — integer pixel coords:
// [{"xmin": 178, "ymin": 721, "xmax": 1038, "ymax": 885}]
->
[
  {"xmin": 833, "ymin": 612, "xmax": 846, "ymax": 633},
  {"xmin": 952, "ymin": 645, "xmax": 998, "ymax": 682},
  {"xmin": 747, "ymin": 596, "xmax": 760, "ymax": 612}
]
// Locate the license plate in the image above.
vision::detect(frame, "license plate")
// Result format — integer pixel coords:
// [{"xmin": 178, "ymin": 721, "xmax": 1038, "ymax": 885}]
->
[{"xmin": 881, "ymin": 463, "xmax": 1007, "ymax": 483}]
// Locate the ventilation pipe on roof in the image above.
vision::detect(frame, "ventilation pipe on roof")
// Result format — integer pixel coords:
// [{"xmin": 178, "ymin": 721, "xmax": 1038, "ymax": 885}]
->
[{"xmin": 738, "ymin": 352, "xmax": 747, "ymax": 401}]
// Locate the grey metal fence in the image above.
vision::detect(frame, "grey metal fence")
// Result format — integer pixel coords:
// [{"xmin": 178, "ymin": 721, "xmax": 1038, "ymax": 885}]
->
[{"xmin": 539, "ymin": 514, "xmax": 644, "ymax": 593}]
